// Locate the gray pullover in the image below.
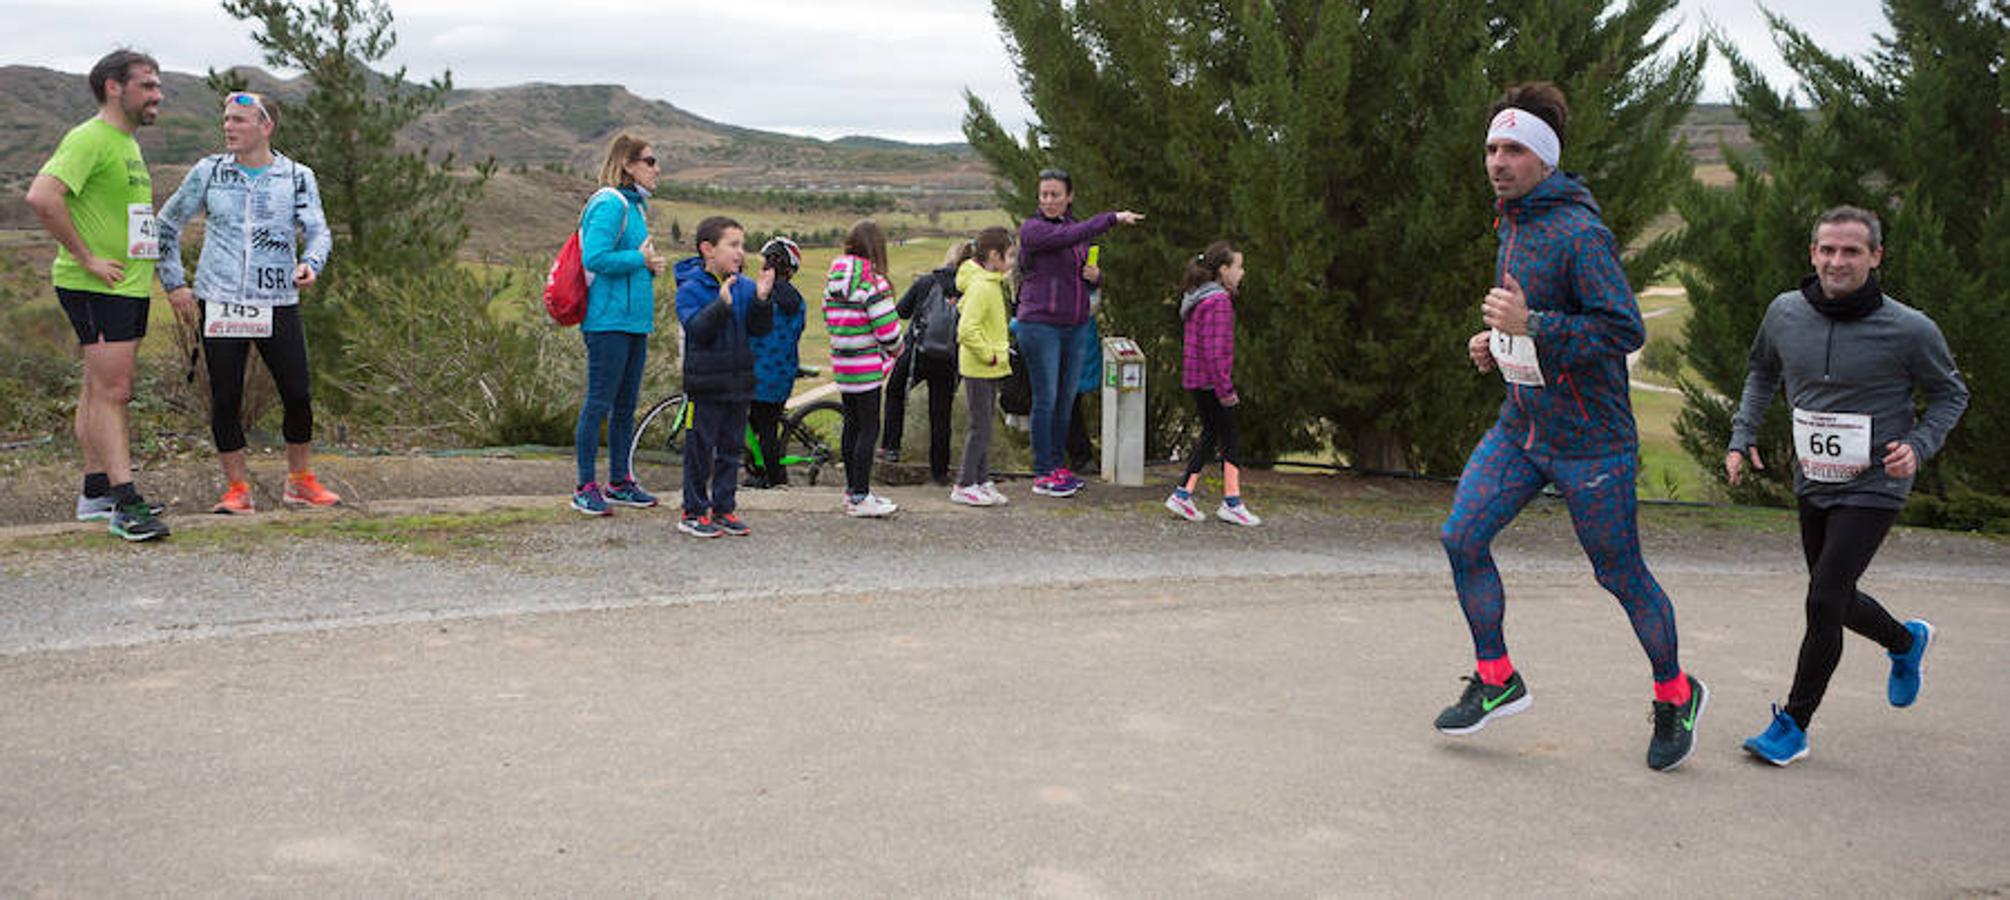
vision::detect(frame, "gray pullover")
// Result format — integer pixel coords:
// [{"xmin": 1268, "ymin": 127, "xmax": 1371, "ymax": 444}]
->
[{"xmin": 1730, "ymin": 289, "xmax": 1969, "ymax": 509}]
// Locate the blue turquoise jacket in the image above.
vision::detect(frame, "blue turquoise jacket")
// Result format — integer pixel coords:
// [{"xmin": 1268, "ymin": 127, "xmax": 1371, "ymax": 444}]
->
[
  {"xmin": 580, "ymin": 186, "xmax": 655, "ymax": 334},
  {"xmin": 1074, "ymin": 314, "xmax": 1102, "ymax": 394},
  {"xmin": 750, "ymin": 279, "xmax": 806, "ymax": 404},
  {"xmin": 1491, "ymin": 171, "xmax": 1644, "ymax": 459},
  {"xmin": 155, "ymin": 152, "xmax": 331, "ymax": 306}
]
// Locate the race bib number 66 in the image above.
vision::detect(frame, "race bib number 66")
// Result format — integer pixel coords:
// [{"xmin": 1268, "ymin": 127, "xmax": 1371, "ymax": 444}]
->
[{"xmin": 1792, "ymin": 408, "xmax": 1872, "ymax": 483}]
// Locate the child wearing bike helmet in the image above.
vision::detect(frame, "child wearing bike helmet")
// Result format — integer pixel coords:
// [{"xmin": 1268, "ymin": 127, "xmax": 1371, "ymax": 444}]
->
[{"xmin": 747, "ymin": 236, "xmax": 806, "ymax": 488}]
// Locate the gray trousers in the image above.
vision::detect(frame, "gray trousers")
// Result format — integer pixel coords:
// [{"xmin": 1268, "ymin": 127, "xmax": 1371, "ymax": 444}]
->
[{"xmin": 959, "ymin": 376, "xmax": 1000, "ymax": 486}]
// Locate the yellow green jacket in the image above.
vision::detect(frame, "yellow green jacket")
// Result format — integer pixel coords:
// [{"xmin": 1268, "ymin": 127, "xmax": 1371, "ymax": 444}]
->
[{"xmin": 955, "ymin": 260, "xmax": 1011, "ymax": 379}]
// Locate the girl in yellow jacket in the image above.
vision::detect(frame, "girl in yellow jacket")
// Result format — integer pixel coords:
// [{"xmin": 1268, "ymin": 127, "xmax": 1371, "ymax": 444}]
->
[{"xmin": 950, "ymin": 226, "xmax": 1015, "ymax": 507}]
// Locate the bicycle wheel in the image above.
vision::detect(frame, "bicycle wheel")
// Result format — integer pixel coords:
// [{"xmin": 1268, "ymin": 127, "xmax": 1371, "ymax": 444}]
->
[
  {"xmin": 780, "ymin": 399, "xmax": 845, "ymax": 486},
  {"xmin": 627, "ymin": 392, "xmax": 688, "ymax": 487}
]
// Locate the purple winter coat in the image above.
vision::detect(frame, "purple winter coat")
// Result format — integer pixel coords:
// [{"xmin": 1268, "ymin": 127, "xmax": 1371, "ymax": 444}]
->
[
  {"xmin": 1180, "ymin": 283, "xmax": 1236, "ymax": 400},
  {"xmin": 1016, "ymin": 210, "xmax": 1118, "ymax": 326}
]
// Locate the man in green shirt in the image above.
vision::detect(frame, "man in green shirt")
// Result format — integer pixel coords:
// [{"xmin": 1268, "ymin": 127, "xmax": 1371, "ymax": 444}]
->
[{"xmin": 23, "ymin": 49, "xmax": 170, "ymax": 541}]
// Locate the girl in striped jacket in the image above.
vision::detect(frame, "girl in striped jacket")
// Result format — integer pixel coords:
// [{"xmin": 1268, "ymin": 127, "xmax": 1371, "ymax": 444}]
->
[{"xmin": 823, "ymin": 219, "xmax": 904, "ymax": 517}]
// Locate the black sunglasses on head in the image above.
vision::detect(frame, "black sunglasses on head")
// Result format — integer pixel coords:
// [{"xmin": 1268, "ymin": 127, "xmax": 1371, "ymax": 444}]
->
[{"xmin": 1038, "ymin": 168, "xmax": 1069, "ymax": 182}]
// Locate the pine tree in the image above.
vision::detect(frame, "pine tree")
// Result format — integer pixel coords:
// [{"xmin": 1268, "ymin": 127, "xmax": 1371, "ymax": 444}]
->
[
  {"xmin": 219, "ymin": 0, "xmax": 488, "ymax": 278},
  {"xmin": 1670, "ymin": 1, "xmax": 2006, "ymax": 514},
  {"xmin": 967, "ymin": 0, "xmax": 1700, "ymax": 472}
]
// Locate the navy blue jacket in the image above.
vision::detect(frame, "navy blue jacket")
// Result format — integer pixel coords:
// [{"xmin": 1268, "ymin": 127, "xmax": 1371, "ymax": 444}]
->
[{"xmin": 674, "ymin": 256, "xmax": 774, "ymax": 401}]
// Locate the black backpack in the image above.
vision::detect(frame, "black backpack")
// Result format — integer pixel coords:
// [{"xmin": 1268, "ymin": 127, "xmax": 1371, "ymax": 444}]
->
[
  {"xmin": 998, "ymin": 342, "xmax": 1031, "ymax": 415},
  {"xmin": 910, "ymin": 276, "xmax": 959, "ymax": 362}
]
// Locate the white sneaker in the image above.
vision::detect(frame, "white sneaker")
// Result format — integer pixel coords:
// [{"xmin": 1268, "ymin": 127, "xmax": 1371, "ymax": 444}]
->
[
  {"xmin": 845, "ymin": 492, "xmax": 899, "ymax": 518},
  {"xmin": 1216, "ymin": 501, "xmax": 1261, "ymax": 527},
  {"xmin": 950, "ymin": 484, "xmax": 989, "ymax": 506},
  {"xmin": 1165, "ymin": 491, "xmax": 1204, "ymax": 522},
  {"xmin": 979, "ymin": 481, "xmax": 1009, "ymax": 506}
]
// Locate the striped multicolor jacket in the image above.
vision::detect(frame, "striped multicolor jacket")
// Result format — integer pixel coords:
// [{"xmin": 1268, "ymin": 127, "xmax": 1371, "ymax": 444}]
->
[{"xmin": 823, "ymin": 254, "xmax": 903, "ymax": 393}]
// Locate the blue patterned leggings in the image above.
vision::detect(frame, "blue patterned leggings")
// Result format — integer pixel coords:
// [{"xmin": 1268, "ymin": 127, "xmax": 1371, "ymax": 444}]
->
[{"xmin": 1439, "ymin": 426, "xmax": 1681, "ymax": 682}]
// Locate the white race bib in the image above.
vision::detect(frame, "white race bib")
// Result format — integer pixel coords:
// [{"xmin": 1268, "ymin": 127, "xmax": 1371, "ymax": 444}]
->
[
  {"xmin": 1490, "ymin": 329, "xmax": 1544, "ymax": 387},
  {"xmin": 1792, "ymin": 408, "xmax": 1872, "ymax": 483},
  {"xmin": 127, "ymin": 203, "xmax": 159, "ymax": 260},
  {"xmin": 204, "ymin": 300, "xmax": 272, "ymax": 339}
]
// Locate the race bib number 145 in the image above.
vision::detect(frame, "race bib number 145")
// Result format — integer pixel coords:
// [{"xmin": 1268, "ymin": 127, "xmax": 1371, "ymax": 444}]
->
[{"xmin": 204, "ymin": 300, "xmax": 273, "ymax": 339}]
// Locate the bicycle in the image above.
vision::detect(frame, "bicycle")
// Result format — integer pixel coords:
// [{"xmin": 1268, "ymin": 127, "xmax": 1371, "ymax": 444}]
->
[{"xmin": 627, "ymin": 367, "xmax": 846, "ymax": 487}]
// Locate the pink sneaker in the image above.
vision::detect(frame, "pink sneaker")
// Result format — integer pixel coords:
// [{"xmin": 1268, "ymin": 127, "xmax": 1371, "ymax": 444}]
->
[{"xmin": 1165, "ymin": 491, "xmax": 1203, "ymax": 522}]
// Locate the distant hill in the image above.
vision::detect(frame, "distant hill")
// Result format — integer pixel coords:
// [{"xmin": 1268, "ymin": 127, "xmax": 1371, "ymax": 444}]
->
[
  {"xmin": 1678, "ymin": 103, "xmax": 1757, "ymax": 164},
  {"xmin": 0, "ymin": 64, "xmax": 989, "ymax": 194}
]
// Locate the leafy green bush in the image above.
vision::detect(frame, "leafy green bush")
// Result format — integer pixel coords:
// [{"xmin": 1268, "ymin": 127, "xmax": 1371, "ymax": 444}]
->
[
  {"xmin": 1900, "ymin": 489, "xmax": 2010, "ymax": 535},
  {"xmin": 323, "ymin": 264, "xmax": 679, "ymax": 448},
  {"xmin": 1641, "ymin": 338, "xmax": 1684, "ymax": 381}
]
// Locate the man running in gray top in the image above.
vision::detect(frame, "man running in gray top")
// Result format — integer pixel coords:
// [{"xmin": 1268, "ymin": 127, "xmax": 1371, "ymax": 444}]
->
[{"xmin": 1728, "ymin": 205, "xmax": 1969, "ymax": 767}]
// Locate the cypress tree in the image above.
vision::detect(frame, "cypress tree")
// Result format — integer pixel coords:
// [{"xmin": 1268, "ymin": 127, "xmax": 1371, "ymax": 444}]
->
[
  {"xmin": 967, "ymin": 0, "xmax": 1700, "ymax": 472},
  {"xmin": 1670, "ymin": 1, "xmax": 2006, "ymax": 513}
]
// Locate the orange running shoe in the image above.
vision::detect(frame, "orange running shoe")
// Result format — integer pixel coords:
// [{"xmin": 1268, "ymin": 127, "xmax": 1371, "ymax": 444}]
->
[
  {"xmin": 211, "ymin": 481, "xmax": 256, "ymax": 515},
  {"xmin": 283, "ymin": 472, "xmax": 342, "ymax": 507}
]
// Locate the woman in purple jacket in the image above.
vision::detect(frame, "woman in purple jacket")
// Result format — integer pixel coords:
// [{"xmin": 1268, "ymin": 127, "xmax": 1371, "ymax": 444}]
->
[{"xmin": 1016, "ymin": 168, "xmax": 1144, "ymax": 498}]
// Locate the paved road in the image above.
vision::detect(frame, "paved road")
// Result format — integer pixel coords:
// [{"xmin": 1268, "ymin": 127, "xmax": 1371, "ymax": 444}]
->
[{"xmin": 2, "ymin": 484, "xmax": 2006, "ymax": 896}]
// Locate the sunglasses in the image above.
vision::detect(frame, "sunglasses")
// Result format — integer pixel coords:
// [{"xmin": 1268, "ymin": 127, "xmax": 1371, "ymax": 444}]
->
[
  {"xmin": 224, "ymin": 92, "xmax": 270, "ymax": 120},
  {"xmin": 1038, "ymin": 167, "xmax": 1070, "ymax": 182},
  {"xmin": 634, "ymin": 155, "xmax": 658, "ymax": 167}
]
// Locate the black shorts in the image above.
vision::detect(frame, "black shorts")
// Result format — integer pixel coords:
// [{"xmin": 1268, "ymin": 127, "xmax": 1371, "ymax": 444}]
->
[{"xmin": 57, "ymin": 287, "xmax": 151, "ymax": 344}]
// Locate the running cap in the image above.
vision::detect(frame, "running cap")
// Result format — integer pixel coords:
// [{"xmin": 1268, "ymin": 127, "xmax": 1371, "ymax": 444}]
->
[{"xmin": 1486, "ymin": 107, "xmax": 1559, "ymax": 168}]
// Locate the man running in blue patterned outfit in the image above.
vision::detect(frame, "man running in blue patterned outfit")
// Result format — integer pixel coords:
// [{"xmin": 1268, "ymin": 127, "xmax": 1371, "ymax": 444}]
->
[{"xmin": 1433, "ymin": 82, "xmax": 1707, "ymax": 772}]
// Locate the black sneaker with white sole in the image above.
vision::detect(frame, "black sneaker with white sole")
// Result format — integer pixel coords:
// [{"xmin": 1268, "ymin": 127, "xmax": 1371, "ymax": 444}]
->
[{"xmin": 1434, "ymin": 671, "xmax": 1531, "ymax": 735}]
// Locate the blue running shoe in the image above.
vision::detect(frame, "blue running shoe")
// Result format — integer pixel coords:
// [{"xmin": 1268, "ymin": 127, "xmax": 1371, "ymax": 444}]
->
[
  {"xmin": 1743, "ymin": 705, "xmax": 1809, "ymax": 767},
  {"xmin": 604, "ymin": 479, "xmax": 658, "ymax": 509},
  {"xmin": 571, "ymin": 483, "xmax": 612, "ymax": 517},
  {"xmin": 1888, "ymin": 619, "xmax": 1935, "ymax": 708}
]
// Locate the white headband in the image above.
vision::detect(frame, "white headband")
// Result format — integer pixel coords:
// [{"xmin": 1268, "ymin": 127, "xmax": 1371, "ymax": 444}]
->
[{"xmin": 1487, "ymin": 107, "xmax": 1560, "ymax": 169}]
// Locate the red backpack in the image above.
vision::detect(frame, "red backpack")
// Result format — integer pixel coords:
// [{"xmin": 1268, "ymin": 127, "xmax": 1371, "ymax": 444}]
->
[{"xmin": 543, "ymin": 188, "xmax": 626, "ymax": 326}]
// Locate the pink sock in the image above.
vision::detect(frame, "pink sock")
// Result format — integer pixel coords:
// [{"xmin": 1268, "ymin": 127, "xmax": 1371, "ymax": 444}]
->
[
  {"xmin": 1654, "ymin": 673, "xmax": 1692, "ymax": 705},
  {"xmin": 1476, "ymin": 655, "xmax": 1515, "ymax": 687}
]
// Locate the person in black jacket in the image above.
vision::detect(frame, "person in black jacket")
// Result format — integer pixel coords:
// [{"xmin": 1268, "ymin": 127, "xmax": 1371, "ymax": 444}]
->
[{"xmin": 878, "ymin": 241, "xmax": 976, "ymax": 484}]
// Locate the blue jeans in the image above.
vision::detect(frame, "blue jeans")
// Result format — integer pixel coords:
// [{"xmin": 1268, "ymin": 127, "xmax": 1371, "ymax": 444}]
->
[
  {"xmin": 1016, "ymin": 321, "xmax": 1084, "ymax": 476},
  {"xmin": 683, "ymin": 397, "xmax": 748, "ymax": 516},
  {"xmin": 575, "ymin": 330, "xmax": 649, "ymax": 486}
]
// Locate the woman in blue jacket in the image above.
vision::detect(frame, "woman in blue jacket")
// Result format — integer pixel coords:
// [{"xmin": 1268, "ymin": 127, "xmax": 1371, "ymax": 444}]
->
[{"xmin": 572, "ymin": 134, "xmax": 668, "ymax": 516}]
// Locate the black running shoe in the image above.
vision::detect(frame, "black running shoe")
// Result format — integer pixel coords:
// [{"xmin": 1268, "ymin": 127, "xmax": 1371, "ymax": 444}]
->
[
  {"xmin": 1434, "ymin": 671, "xmax": 1531, "ymax": 735},
  {"xmin": 108, "ymin": 499, "xmax": 170, "ymax": 542},
  {"xmin": 1648, "ymin": 674, "xmax": 1708, "ymax": 772}
]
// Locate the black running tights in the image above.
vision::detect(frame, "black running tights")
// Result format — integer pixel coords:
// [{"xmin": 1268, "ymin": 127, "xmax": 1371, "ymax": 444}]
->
[{"xmin": 1784, "ymin": 500, "xmax": 1914, "ymax": 728}]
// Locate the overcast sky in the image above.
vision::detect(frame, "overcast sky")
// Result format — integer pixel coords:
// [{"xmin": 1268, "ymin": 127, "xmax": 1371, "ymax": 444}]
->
[{"xmin": 0, "ymin": 0, "xmax": 1891, "ymax": 143}]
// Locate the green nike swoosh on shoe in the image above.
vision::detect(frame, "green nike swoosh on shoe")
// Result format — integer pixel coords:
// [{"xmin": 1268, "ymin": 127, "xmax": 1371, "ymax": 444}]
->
[{"xmin": 1647, "ymin": 674, "xmax": 1708, "ymax": 772}]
